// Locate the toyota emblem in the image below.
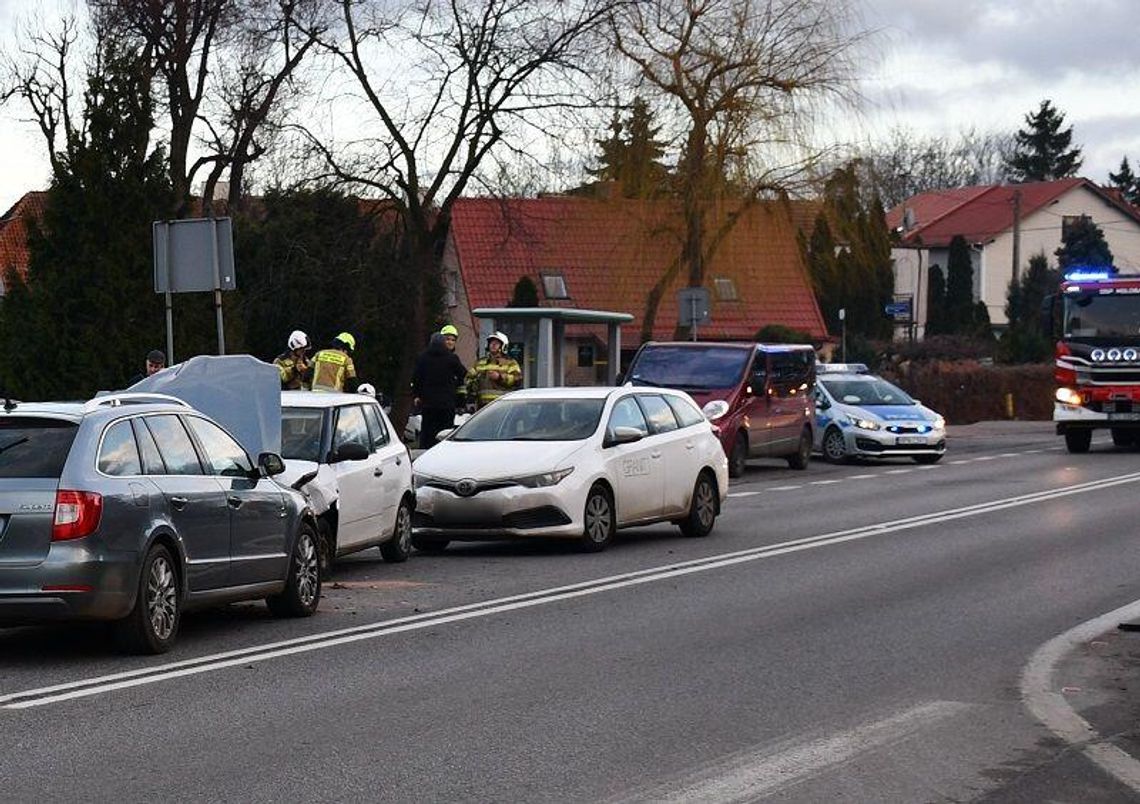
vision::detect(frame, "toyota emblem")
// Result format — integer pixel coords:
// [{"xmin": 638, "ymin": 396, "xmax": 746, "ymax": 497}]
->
[{"xmin": 455, "ymin": 478, "xmax": 477, "ymax": 497}]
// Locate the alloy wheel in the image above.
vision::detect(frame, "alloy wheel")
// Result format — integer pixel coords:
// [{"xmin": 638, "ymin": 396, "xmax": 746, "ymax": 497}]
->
[
  {"xmin": 295, "ymin": 532, "xmax": 319, "ymax": 608},
  {"xmin": 696, "ymin": 479, "xmax": 716, "ymax": 529},
  {"xmin": 824, "ymin": 429, "xmax": 846, "ymax": 462},
  {"xmin": 146, "ymin": 556, "xmax": 178, "ymax": 642},
  {"xmin": 585, "ymin": 493, "xmax": 612, "ymax": 543}
]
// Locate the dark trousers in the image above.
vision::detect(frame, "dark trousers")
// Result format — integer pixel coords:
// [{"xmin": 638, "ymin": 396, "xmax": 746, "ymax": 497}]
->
[{"xmin": 420, "ymin": 408, "xmax": 455, "ymax": 449}]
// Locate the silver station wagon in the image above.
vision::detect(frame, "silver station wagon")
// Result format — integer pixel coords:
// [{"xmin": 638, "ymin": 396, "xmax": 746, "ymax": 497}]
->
[{"xmin": 0, "ymin": 394, "xmax": 321, "ymax": 653}]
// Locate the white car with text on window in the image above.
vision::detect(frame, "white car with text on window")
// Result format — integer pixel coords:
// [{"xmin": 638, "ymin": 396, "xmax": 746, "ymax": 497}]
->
[
  {"xmin": 277, "ymin": 391, "xmax": 414, "ymax": 571},
  {"xmin": 412, "ymin": 387, "xmax": 729, "ymax": 552}
]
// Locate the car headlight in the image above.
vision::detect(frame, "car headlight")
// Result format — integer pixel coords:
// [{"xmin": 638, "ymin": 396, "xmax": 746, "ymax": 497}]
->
[
  {"xmin": 1055, "ymin": 387, "xmax": 1082, "ymax": 405},
  {"xmin": 846, "ymin": 415, "xmax": 880, "ymax": 431},
  {"xmin": 931, "ymin": 416, "xmax": 945, "ymax": 430},
  {"xmin": 514, "ymin": 467, "xmax": 574, "ymax": 488}
]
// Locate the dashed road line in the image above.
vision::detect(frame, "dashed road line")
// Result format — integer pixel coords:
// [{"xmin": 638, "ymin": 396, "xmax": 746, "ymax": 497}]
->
[
  {"xmin": 885, "ymin": 469, "xmax": 911, "ymax": 475},
  {"xmin": 810, "ymin": 479, "xmax": 842, "ymax": 485},
  {"xmin": 849, "ymin": 474, "xmax": 875, "ymax": 480}
]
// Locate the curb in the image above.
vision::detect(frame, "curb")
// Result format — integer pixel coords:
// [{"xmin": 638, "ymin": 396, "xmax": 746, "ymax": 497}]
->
[{"xmin": 1020, "ymin": 599, "xmax": 1140, "ymax": 793}]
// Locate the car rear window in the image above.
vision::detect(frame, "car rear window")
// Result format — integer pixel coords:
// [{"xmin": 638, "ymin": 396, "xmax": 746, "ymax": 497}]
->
[{"xmin": 0, "ymin": 418, "xmax": 79, "ymax": 478}]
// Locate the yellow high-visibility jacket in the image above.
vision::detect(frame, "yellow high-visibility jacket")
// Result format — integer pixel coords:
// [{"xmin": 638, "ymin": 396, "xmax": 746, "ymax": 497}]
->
[
  {"xmin": 465, "ymin": 354, "xmax": 521, "ymax": 407},
  {"xmin": 310, "ymin": 348, "xmax": 356, "ymax": 392}
]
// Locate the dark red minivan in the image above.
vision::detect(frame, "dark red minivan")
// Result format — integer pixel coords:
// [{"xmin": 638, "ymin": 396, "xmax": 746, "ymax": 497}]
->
[{"xmin": 624, "ymin": 341, "xmax": 816, "ymax": 477}]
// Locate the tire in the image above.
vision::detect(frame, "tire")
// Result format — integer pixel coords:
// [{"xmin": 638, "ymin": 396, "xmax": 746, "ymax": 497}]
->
[
  {"xmin": 822, "ymin": 427, "xmax": 847, "ymax": 463},
  {"xmin": 267, "ymin": 523, "xmax": 321, "ymax": 618},
  {"xmin": 579, "ymin": 484, "xmax": 616, "ymax": 552},
  {"xmin": 412, "ymin": 535, "xmax": 450, "ymax": 554},
  {"xmin": 679, "ymin": 472, "xmax": 718, "ymax": 538},
  {"xmin": 1111, "ymin": 428, "xmax": 1134, "ymax": 447},
  {"xmin": 115, "ymin": 544, "xmax": 180, "ymax": 655},
  {"xmin": 379, "ymin": 498, "xmax": 413, "ymax": 563},
  {"xmin": 1064, "ymin": 429, "xmax": 1092, "ymax": 454},
  {"xmin": 786, "ymin": 427, "xmax": 812, "ymax": 470},
  {"xmin": 913, "ymin": 453, "xmax": 943, "ymax": 464},
  {"xmin": 728, "ymin": 432, "xmax": 748, "ymax": 478}
]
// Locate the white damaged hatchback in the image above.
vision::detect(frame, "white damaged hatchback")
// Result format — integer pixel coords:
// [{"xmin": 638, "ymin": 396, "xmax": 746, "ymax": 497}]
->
[{"xmin": 412, "ymin": 387, "xmax": 729, "ymax": 552}]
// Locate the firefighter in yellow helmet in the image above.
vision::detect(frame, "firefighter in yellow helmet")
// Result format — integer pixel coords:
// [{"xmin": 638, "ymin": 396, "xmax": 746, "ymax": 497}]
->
[
  {"xmin": 310, "ymin": 332, "xmax": 360, "ymax": 393},
  {"xmin": 466, "ymin": 331, "xmax": 521, "ymax": 409}
]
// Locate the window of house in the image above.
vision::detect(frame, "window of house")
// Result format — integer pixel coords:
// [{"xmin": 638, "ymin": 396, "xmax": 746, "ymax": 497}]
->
[
  {"xmin": 443, "ymin": 271, "xmax": 459, "ymax": 308},
  {"xmin": 1062, "ymin": 215, "xmax": 1091, "ymax": 240},
  {"xmin": 541, "ymin": 273, "xmax": 569, "ymax": 300},
  {"xmin": 713, "ymin": 277, "xmax": 739, "ymax": 301},
  {"xmin": 577, "ymin": 344, "xmax": 595, "ymax": 368}
]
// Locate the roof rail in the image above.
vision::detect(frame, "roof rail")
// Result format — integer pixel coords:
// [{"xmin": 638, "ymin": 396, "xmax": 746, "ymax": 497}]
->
[{"xmin": 82, "ymin": 393, "xmax": 192, "ymax": 412}]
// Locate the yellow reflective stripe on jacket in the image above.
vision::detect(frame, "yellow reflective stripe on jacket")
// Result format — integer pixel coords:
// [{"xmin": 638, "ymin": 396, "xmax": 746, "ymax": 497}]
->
[
  {"xmin": 311, "ymin": 349, "xmax": 353, "ymax": 392},
  {"xmin": 274, "ymin": 355, "xmax": 308, "ymax": 390},
  {"xmin": 466, "ymin": 356, "xmax": 521, "ymax": 404}
]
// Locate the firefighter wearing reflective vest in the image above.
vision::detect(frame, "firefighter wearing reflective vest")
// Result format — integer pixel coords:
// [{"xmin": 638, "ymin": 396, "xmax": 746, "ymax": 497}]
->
[
  {"xmin": 273, "ymin": 330, "xmax": 312, "ymax": 390},
  {"xmin": 310, "ymin": 332, "xmax": 359, "ymax": 393},
  {"xmin": 466, "ymin": 331, "xmax": 521, "ymax": 409}
]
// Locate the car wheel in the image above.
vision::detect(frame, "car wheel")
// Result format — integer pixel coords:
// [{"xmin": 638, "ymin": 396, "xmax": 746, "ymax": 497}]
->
[
  {"xmin": 679, "ymin": 472, "xmax": 718, "ymax": 538},
  {"xmin": 1064, "ymin": 429, "xmax": 1092, "ymax": 454},
  {"xmin": 786, "ymin": 427, "xmax": 812, "ymax": 470},
  {"xmin": 1111, "ymin": 428, "xmax": 1135, "ymax": 447},
  {"xmin": 380, "ymin": 498, "xmax": 413, "ymax": 563},
  {"xmin": 412, "ymin": 535, "xmax": 450, "ymax": 554},
  {"xmin": 267, "ymin": 523, "xmax": 321, "ymax": 618},
  {"xmin": 579, "ymin": 484, "xmax": 616, "ymax": 552},
  {"xmin": 822, "ymin": 427, "xmax": 847, "ymax": 463},
  {"xmin": 728, "ymin": 432, "xmax": 748, "ymax": 478},
  {"xmin": 913, "ymin": 453, "xmax": 943, "ymax": 464},
  {"xmin": 115, "ymin": 544, "xmax": 180, "ymax": 655}
]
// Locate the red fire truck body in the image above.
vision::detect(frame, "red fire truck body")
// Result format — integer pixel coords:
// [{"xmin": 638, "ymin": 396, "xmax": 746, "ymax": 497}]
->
[{"xmin": 1051, "ymin": 270, "xmax": 1140, "ymax": 452}]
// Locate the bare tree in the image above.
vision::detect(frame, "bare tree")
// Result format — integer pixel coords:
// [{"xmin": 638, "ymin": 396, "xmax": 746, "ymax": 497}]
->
[
  {"xmin": 611, "ymin": 0, "xmax": 866, "ymax": 340},
  {"xmin": 300, "ymin": 0, "xmax": 616, "ymax": 426},
  {"xmin": 89, "ymin": 0, "xmax": 323, "ymax": 212}
]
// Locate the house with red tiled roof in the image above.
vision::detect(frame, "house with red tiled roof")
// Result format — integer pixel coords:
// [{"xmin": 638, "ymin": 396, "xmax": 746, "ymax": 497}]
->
[
  {"xmin": 0, "ymin": 191, "xmax": 48, "ymax": 290},
  {"xmin": 441, "ymin": 196, "xmax": 827, "ymax": 380},
  {"xmin": 887, "ymin": 178, "xmax": 1140, "ymax": 337}
]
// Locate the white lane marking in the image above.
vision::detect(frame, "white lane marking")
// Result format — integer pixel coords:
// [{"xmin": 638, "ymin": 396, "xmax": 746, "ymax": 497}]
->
[
  {"xmin": 810, "ymin": 479, "xmax": 841, "ymax": 485},
  {"xmin": 974, "ymin": 456, "xmax": 996, "ymax": 461},
  {"xmin": 1024, "ymin": 449, "xmax": 1044, "ymax": 454},
  {"xmin": 9, "ymin": 470, "xmax": 1140, "ymax": 710},
  {"xmin": 612, "ymin": 701, "xmax": 972, "ymax": 803},
  {"xmin": 769, "ymin": 485, "xmax": 802, "ymax": 491},
  {"xmin": 950, "ymin": 460, "xmax": 970, "ymax": 464},
  {"xmin": 998, "ymin": 453, "xmax": 1019, "ymax": 458},
  {"xmin": 1022, "ymin": 599, "xmax": 1140, "ymax": 794},
  {"xmin": 885, "ymin": 469, "xmax": 911, "ymax": 475},
  {"xmin": 727, "ymin": 491, "xmax": 761, "ymax": 498},
  {"xmin": 849, "ymin": 474, "xmax": 875, "ymax": 480},
  {"xmin": 917, "ymin": 465, "xmax": 939, "ymax": 471}
]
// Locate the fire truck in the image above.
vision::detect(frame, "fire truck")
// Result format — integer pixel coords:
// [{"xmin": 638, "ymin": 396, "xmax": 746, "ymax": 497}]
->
[{"xmin": 1048, "ymin": 268, "xmax": 1140, "ymax": 453}]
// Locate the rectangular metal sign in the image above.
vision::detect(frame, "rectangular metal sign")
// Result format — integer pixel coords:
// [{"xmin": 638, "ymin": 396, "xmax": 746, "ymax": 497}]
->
[
  {"xmin": 678, "ymin": 286, "xmax": 711, "ymax": 327},
  {"xmin": 153, "ymin": 218, "xmax": 236, "ymax": 293}
]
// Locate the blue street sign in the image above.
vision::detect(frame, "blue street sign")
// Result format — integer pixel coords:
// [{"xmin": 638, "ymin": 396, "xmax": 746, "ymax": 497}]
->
[{"xmin": 884, "ymin": 300, "xmax": 912, "ymax": 318}]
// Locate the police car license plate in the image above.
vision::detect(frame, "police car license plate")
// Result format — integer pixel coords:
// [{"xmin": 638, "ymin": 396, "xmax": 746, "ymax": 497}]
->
[
  {"xmin": 897, "ymin": 435, "xmax": 927, "ymax": 445},
  {"xmin": 1108, "ymin": 412, "xmax": 1140, "ymax": 421}
]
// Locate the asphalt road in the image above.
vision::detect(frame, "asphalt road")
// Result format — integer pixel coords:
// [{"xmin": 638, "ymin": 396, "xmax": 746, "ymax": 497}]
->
[{"xmin": 3, "ymin": 421, "xmax": 1140, "ymax": 802}]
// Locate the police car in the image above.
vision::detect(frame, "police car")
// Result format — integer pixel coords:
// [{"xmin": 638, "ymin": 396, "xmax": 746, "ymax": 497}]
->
[{"xmin": 812, "ymin": 364, "xmax": 946, "ymax": 464}]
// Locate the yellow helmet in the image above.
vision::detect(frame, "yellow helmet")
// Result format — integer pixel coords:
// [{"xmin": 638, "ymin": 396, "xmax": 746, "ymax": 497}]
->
[
  {"xmin": 335, "ymin": 332, "xmax": 356, "ymax": 352},
  {"xmin": 440, "ymin": 324, "xmax": 459, "ymax": 337}
]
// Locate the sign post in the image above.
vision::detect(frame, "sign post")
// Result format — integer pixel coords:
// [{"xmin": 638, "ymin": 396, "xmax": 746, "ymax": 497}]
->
[
  {"xmin": 838, "ymin": 308, "xmax": 847, "ymax": 362},
  {"xmin": 154, "ymin": 218, "xmax": 237, "ymax": 358},
  {"xmin": 678, "ymin": 287, "xmax": 711, "ymax": 341}
]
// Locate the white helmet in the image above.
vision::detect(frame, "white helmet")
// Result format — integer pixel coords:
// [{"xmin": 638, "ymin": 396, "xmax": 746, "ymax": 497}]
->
[
  {"xmin": 287, "ymin": 330, "xmax": 309, "ymax": 351},
  {"xmin": 357, "ymin": 383, "xmax": 376, "ymax": 397},
  {"xmin": 488, "ymin": 331, "xmax": 509, "ymax": 349}
]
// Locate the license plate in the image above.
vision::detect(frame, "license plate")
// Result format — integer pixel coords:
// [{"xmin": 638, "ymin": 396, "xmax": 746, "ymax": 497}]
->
[
  {"xmin": 1108, "ymin": 412, "xmax": 1140, "ymax": 421},
  {"xmin": 897, "ymin": 436, "xmax": 927, "ymax": 445}
]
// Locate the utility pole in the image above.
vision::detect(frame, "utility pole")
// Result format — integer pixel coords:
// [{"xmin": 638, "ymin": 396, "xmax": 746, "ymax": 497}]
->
[{"xmin": 1011, "ymin": 188, "xmax": 1022, "ymax": 290}]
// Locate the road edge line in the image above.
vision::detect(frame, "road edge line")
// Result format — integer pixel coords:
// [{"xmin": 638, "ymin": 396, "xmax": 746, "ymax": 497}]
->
[{"xmin": 1021, "ymin": 599, "xmax": 1140, "ymax": 792}]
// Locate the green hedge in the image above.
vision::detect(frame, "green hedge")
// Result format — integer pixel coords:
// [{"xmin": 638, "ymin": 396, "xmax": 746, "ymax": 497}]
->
[{"xmin": 877, "ymin": 361, "xmax": 1053, "ymax": 424}]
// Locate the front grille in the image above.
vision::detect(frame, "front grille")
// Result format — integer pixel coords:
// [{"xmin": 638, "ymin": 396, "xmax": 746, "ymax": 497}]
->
[
  {"xmin": 502, "ymin": 506, "xmax": 571, "ymax": 529},
  {"xmin": 424, "ymin": 480, "xmax": 514, "ymax": 497},
  {"xmin": 861, "ymin": 440, "xmax": 945, "ymax": 453}
]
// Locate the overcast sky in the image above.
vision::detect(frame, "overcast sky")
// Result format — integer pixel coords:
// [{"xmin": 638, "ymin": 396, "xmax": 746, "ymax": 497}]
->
[{"xmin": 3, "ymin": 0, "xmax": 1140, "ymax": 214}]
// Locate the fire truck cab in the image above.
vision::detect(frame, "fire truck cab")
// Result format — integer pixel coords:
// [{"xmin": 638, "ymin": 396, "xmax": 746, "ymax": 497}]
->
[{"xmin": 1045, "ymin": 268, "xmax": 1140, "ymax": 453}]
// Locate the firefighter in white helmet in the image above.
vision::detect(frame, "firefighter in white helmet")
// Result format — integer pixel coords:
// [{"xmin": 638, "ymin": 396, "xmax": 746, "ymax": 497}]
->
[
  {"xmin": 274, "ymin": 330, "xmax": 312, "ymax": 390},
  {"xmin": 465, "ymin": 331, "xmax": 521, "ymax": 409}
]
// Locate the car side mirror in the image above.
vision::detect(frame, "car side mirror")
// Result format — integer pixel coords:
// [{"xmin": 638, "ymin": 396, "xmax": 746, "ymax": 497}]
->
[
  {"xmin": 257, "ymin": 452, "xmax": 286, "ymax": 477},
  {"xmin": 604, "ymin": 426, "xmax": 644, "ymax": 447},
  {"xmin": 331, "ymin": 442, "xmax": 370, "ymax": 463},
  {"xmin": 435, "ymin": 427, "xmax": 455, "ymax": 442},
  {"xmin": 816, "ymin": 397, "xmax": 830, "ymax": 410},
  {"xmin": 702, "ymin": 400, "xmax": 730, "ymax": 421}
]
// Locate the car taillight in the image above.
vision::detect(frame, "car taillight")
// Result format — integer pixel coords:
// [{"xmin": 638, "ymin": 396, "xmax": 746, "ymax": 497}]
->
[{"xmin": 52, "ymin": 490, "xmax": 103, "ymax": 541}]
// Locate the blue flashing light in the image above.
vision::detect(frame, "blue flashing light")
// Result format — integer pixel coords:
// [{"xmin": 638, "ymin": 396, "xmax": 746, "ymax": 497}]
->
[{"xmin": 1064, "ymin": 266, "xmax": 1117, "ymax": 281}]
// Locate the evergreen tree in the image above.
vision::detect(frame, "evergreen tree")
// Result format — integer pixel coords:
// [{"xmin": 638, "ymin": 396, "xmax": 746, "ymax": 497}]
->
[
  {"xmin": 0, "ymin": 43, "xmax": 174, "ymax": 399},
  {"xmin": 1000, "ymin": 252, "xmax": 1058, "ymax": 363},
  {"xmin": 925, "ymin": 264, "xmax": 947, "ymax": 335},
  {"xmin": 586, "ymin": 97, "xmax": 670, "ymax": 197},
  {"xmin": 1003, "ymin": 99, "xmax": 1083, "ymax": 182},
  {"xmin": 802, "ymin": 214, "xmax": 839, "ymax": 331},
  {"xmin": 508, "ymin": 276, "xmax": 539, "ymax": 307},
  {"xmin": 1055, "ymin": 216, "xmax": 1113, "ymax": 270},
  {"xmin": 945, "ymin": 235, "xmax": 976, "ymax": 332},
  {"xmin": 1108, "ymin": 157, "xmax": 1139, "ymax": 205}
]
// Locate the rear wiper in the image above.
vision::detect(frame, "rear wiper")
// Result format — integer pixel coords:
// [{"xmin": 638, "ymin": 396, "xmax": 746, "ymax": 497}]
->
[{"xmin": 0, "ymin": 436, "xmax": 29, "ymax": 455}]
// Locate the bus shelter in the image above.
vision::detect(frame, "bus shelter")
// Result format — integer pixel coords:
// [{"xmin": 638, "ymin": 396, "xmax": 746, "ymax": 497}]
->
[{"xmin": 471, "ymin": 308, "xmax": 634, "ymax": 388}]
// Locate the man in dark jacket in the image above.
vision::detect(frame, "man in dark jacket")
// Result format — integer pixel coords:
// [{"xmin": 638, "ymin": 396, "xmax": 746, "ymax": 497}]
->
[{"xmin": 412, "ymin": 332, "xmax": 468, "ymax": 449}]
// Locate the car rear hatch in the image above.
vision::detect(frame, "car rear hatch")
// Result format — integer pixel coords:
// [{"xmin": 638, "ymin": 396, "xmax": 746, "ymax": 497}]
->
[{"xmin": 0, "ymin": 417, "xmax": 79, "ymax": 566}]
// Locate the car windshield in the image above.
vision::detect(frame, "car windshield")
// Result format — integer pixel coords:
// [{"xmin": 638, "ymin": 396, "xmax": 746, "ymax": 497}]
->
[
  {"xmin": 0, "ymin": 418, "xmax": 78, "ymax": 478},
  {"xmin": 1064, "ymin": 291, "xmax": 1140, "ymax": 340},
  {"xmin": 628, "ymin": 346, "xmax": 750, "ymax": 389},
  {"xmin": 822, "ymin": 377, "xmax": 914, "ymax": 406},
  {"xmin": 451, "ymin": 399, "xmax": 604, "ymax": 442},
  {"xmin": 281, "ymin": 407, "xmax": 324, "ymax": 462}
]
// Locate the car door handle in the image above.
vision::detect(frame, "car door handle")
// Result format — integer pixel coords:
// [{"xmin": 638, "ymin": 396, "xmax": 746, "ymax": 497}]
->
[
  {"xmin": 170, "ymin": 496, "xmax": 189, "ymax": 510},
  {"xmin": 374, "ymin": 467, "xmax": 384, "ymax": 477},
  {"xmin": 685, "ymin": 442, "xmax": 695, "ymax": 450},
  {"xmin": 395, "ymin": 456, "xmax": 402, "ymax": 466},
  {"xmin": 227, "ymin": 495, "xmax": 243, "ymax": 509},
  {"xmin": 650, "ymin": 451, "xmax": 662, "ymax": 459}
]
